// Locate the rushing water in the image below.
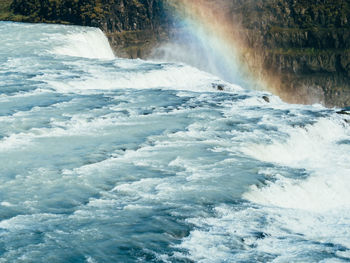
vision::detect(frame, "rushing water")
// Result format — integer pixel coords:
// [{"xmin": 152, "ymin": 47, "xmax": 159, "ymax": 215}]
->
[{"xmin": 0, "ymin": 22, "xmax": 350, "ymax": 263}]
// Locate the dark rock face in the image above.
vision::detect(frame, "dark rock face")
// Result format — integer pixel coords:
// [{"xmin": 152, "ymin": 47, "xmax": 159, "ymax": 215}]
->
[
  {"xmin": 4, "ymin": 0, "xmax": 350, "ymax": 107},
  {"xmin": 10, "ymin": 0, "xmax": 166, "ymax": 29},
  {"xmin": 228, "ymin": 0, "xmax": 350, "ymax": 107},
  {"xmin": 98, "ymin": 0, "xmax": 170, "ymax": 58}
]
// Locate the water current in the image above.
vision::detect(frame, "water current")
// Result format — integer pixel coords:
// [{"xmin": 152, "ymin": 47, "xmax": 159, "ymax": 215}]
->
[{"xmin": 0, "ymin": 22, "xmax": 350, "ymax": 263}]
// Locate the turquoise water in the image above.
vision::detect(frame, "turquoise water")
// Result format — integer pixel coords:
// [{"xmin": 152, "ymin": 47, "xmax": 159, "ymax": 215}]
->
[{"xmin": 0, "ymin": 22, "xmax": 350, "ymax": 263}]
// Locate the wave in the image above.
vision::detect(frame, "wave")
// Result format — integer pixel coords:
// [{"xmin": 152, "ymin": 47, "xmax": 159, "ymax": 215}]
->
[
  {"xmin": 44, "ymin": 61, "xmax": 240, "ymax": 94},
  {"xmin": 242, "ymin": 117, "xmax": 350, "ymax": 212},
  {"xmin": 51, "ymin": 27, "xmax": 115, "ymax": 59}
]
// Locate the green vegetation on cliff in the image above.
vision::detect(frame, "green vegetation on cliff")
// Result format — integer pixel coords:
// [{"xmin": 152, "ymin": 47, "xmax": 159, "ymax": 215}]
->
[
  {"xmin": 0, "ymin": 0, "xmax": 103, "ymax": 24},
  {"xmin": 0, "ymin": 0, "xmax": 11, "ymax": 19},
  {"xmin": 9, "ymin": 0, "xmax": 107, "ymax": 26},
  {"xmin": 7, "ymin": 0, "xmax": 168, "ymax": 31},
  {"xmin": 0, "ymin": 0, "xmax": 25, "ymax": 21}
]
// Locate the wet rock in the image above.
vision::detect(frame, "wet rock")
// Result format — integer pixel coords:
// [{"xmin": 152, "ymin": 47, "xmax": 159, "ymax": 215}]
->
[
  {"xmin": 253, "ymin": 231, "xmax": 270, "ymax": 239},
  {"xmin": 336, "ymin": 110, "xmax": 350, "ymax": 115},
  {"xmin": 212, "ymin": 84, "xmax": 225, "ymax": 91},
  {"xmin": 262, "ymin": 95, "xmax": 270, "ymax": 103}
]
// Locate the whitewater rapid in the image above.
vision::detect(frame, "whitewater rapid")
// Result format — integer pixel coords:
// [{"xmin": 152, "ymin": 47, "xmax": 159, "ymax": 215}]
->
[{"xmin": 0, "ymin": 22, "xmax": 350, "ymax": 263}]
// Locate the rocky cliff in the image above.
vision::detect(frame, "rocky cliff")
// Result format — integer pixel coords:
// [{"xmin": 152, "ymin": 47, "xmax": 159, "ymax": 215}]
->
[
  {"xmin": 229, "ymin": 0, "xmax": 350, "ymax": 106},
  {"xmin": 1, "ymin": 0, "xmax": 350, "ymax": 107}
]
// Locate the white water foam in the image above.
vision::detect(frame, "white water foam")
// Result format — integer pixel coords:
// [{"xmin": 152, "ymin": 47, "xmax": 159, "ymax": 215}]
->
[
  {"xmin": 51, "ymin": 28, "xmax": 115, "ymax": 59},
  {"xmin": 44, "ymin": 61, "xmax": 240, "ymax": 94},
  {"xmin": 0, "ymin": 112, "xmax": 128, "ymax": 151},
  {"xmin": 242, "ymin": 117, "xmax": 350, "ymax": 212},
  {"xmin": 176, "ymin": 203, "xmax": 350, "ymax": 263}
]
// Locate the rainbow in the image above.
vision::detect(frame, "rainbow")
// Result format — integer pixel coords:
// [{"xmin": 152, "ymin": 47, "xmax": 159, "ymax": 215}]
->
[{"xmin": 165, "ymin": 0, "xmax": 277, "ymax": 92}]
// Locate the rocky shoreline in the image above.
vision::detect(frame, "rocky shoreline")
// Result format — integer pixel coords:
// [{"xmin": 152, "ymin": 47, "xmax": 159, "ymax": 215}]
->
[{"xmin": 1, "ymin": 0, "xmax": 350, "ymax": 107}]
